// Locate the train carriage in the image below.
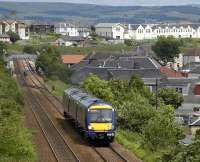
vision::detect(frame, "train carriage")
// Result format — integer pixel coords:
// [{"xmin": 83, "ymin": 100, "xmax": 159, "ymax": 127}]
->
[{"xmin": 63, "ymin": 88, "xmax": 116, "ymax": 142}]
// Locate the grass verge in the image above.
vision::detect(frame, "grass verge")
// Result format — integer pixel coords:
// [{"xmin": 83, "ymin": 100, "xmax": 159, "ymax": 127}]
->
[{"xmin": 116, "ymin": 129, "xmax": 157, "ymax": 162}]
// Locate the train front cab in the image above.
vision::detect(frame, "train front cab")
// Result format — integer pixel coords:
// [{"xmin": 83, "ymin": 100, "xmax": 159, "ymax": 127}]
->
[{"xmin": 86, "ymin": 105, "xmax": 116, "ymax": 142}]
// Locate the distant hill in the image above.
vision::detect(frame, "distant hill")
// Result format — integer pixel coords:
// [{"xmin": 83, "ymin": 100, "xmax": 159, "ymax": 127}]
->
[{"xmin": 0, "ymin": 2, "xmax": 200, "ymax": 24}]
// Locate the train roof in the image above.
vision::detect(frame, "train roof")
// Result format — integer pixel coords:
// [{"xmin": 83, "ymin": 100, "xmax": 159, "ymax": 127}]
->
[{"xmin": 64, "ymin": 88, "xmax": 111, "ymax": 108}]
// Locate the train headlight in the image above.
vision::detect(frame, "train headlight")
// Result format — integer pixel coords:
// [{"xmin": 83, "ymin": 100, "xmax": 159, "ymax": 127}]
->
[{"xmin": 88, "ymin": 125, "xmax": 92, "ymax": 130}]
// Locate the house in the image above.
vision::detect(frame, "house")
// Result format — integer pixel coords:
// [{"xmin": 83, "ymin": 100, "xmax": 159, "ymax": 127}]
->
[
  {"xmin": 54, "ymin": 23, "xmax": 79, "ymax": 36},
  {"xmin": 0, "ymin": 20, "xmax": 29, "ymax": 40},
  {"xmin": 70, "ymin": 53, "xmax": 162, "ymax": 86},
  {"xmin": 160, "ymin": 78, "xmax": 191, "ymax": 95},
  {"xmin": 95, "ymin": 23, "xmax": 125, "ymax": 40},
  {"xmin": 61, "ymin": 54, "xmax": 85, "ymax": 67},
  {"xmin": 29, "ymin": 22, "xmax": 54, "ymax": 33},
  {"xmin": 77, "ymin": 27, "xmax": 91, "ymax": 38},
  {"xmin": 183, "ymin": 48, "xmax": 200, "ymax": 66},
  {"xmin": 0, "ymin": 34, "xmax": 10, "ymax": 42},
  {"xmin": 127, "ymin": 23, "xmax": 200, "ymax": 40},
  {"xmin": 55, "ymin": 36, "xmax": 86, "ymax": 47}
]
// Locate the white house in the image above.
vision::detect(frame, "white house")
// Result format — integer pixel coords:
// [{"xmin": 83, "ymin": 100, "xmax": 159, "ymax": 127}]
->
[
  {"xmin": 54, "ymin": 23, "xmax": 79, "ymax": 36},
  {"xmin": 77, "ymin": 27, "xmax": 90, "ymax": 38},
  {"xmin": 127, "ymin": 23, "xmax": 200, "ymax": 40},
  {"xmin": 55, "ymin": 36, "xmax": 86, "ymax": 47},
  {"xmin": 95, "ymin": 23, "xmax": 125, "ymax": 40},
  {"xmin": 0, "ymin": 20, "xmax": 29, "ymax": 40}
]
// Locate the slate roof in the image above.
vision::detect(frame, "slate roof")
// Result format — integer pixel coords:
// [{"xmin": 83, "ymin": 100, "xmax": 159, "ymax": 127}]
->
[
  {"xmin": 184, "ymin": 48, "xmax": 200, "ymax": 56},
  {"xmin": 81, "ymin": 53, "xmax": 160, "ymax": 69},
  {"xmin": 129, "ymin": 24, "xmax": 141, "ymax": 30},
  {"xmin": 182, "ymin": 62, "xmax": 200, "ymax": 71},
  {"xmin": 189, "ymin": 118, "xmax": 200, "ymax": 126},
  {"xmin": 161, "ymin": 78, "xmax": 193, "ymax": 86},
  {"xmin": 108, "ymin": 68, "xmax": 161, "ymax": 80},
  {"xmin": 190, "ymin": 66, "xmax": 200, "ymax": 74}
]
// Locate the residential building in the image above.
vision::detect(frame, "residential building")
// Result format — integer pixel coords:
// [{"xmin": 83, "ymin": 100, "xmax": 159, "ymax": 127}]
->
[
  {"xmin": 0, "ymin": 34, "xmax": 10, "ymax": 42},
  {"xmin": 55, "ymin": 36, "xmax": 86, "ymax": 47},
  {"xmin": 0, "ymin": 20, "xmax": 29, "ymax": 40},
  {"xmin": 183, "ymin": 48, "xmax": 200, "ymax": 66},
  {"xmin": 29, "ymin": 22, "xmax": 54, "ymax": 33},
  {"xmin": 128, "ymin": 23, "xmax": 200, "ymax": 40},
  {"xmin": 95, "ymin": 23, "xmax": 125, "ymax": 40},
  {"xmin": 77, "ymin": 27, "xmax": 91, "ymax": 38},
  {"xmin": 54, "ymin": 23, "xmax": 79, "ymax": 36}
]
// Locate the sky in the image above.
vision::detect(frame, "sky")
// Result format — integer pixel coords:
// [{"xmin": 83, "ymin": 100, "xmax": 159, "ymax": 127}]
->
[{"xmin": 0, "ymin": 0, "xmax": 200, "ymax": 6}]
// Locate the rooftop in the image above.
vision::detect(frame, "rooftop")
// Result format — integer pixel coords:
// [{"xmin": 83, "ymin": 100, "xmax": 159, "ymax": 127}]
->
[
  {"xmin": 61, "ymin": 55, "xmax": 85, "ymax": 64},
  {"xmin": 184, "ymin": 48, "xmax": 200, "ymax": 56},
  {"xmin": 95, "ymin": 23, "xmax": 121, "ymax": 28}
]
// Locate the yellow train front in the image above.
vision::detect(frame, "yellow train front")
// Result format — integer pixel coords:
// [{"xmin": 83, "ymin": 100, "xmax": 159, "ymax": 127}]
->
[{"xmin": 63, "ymin": 88, "xmax": 116, "ymax": 142}]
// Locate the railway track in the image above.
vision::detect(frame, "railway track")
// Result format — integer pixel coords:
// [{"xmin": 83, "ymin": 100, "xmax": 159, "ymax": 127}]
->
[
  {"xmin": 23, "ymin": 59, "xmax": 131, "ymax": 162},
  {"xmin": 93, "ymin": 146, "xmax": 129, "ymax": 162},
  {"xmin": 17, "ymin": 60, "xmax": 80, "ymax": 162}
]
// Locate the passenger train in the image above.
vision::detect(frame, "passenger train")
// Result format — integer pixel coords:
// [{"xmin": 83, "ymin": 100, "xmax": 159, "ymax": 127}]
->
[{"xmin": 63, "ymin": 88, "xmax": 116, "ymax": 142}]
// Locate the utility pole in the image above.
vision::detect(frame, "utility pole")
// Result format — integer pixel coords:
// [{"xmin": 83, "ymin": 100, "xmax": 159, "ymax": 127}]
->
[{"xmin": 155, "ymin": 77, "xmax": 158, "ymax": 110}]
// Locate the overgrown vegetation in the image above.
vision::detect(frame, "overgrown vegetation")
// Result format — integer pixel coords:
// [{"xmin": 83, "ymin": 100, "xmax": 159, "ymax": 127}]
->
[
  {"xmin": 0, "ymin": 53, "xmax": 36, "ymax": 161},
  {"xmin": 81, "ymin": 74, "xmax": 184, "ymax": 161},
  {"xmin": 36, "ymin": 46, "xmax": 72, "ymax": 83}
]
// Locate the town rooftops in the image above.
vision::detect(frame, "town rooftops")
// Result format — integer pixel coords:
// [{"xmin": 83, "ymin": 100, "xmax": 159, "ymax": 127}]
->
[
  {"xmin": 61, "ymin": 55, "xmax": 85, "ymax": 64},
  {"xmin": 95, "ymin": 23, "xmax": 122, "ymax": 28},
  {"xmin": 184, "ymin": 48, "xmax": 200, "ymax": 56}
]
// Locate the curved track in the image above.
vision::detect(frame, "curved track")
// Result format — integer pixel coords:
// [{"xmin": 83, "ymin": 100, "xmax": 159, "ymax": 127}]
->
[{"xmin": 17, "ymin": 60, "xmax": 80, "ymax": 162}]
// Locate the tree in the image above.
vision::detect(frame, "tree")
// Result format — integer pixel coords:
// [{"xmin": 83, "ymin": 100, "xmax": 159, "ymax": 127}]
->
[
  {"xmin": 8, "ymin": 32, "xmax": 20, "ymax": 43},
  {"xmin": 158, "ymin": 88, "xmax": 184, "ymax": 109},
  {"xmin": 152, "ymin": 36, "xmax": 182, "ymax": 65},
  {"xmin": 143, "ymin": 104, "xmax": 183, "ymax": 151},
  {"xmin": 81, "ymin": 74, "xmax": 114, "ymax": 102},
  {"xmin": 23, "ymin": 45, "xmax": 37, "ymax": 54},
  {"xmin": 0, "ymin": 42, "xmax": 7, "ymax": 56}
]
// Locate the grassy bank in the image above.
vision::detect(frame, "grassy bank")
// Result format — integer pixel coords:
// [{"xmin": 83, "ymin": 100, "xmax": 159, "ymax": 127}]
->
[
  {"xmin": 45, "ymin": 78, "xmax": 71, "ymax": 97},
  {"xmin": 0, "ymin": 59, "xmax": 37, "ymax": 162},
  {"xmin": 116, "ymin": 129, "xmax": 157, "ymax": 162}
]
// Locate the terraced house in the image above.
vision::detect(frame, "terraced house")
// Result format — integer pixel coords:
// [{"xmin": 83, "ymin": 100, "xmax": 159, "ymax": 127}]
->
[
  {"xmin": 95, "ymin": 23, "xmax": 200, "ymax": 40},
  {"xmin": 128, "ymin": 23, "xmax": 200, "ymax": 40},
  {"xmin": 0, "ymin": 20, "xmax": 29, "ymax": 40}
]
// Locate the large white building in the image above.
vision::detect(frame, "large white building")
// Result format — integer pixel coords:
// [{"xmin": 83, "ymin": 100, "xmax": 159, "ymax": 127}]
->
[
  {"xmin": 54, "ymin": 23, "xmax": 79, "ymax": 36},
  {"xmin": 95, "ymin": 23, "xmax": 125, "ymax": 40},
  {"xmin": 128, "ymin": 23, "xmax": 200, "ymax": 40},
  {"xmin": 0, "ymin": 20, "xmax": 29, "ymax": 40},
  {"xmin": 94, "ymin": 23, "xmax": 200, "ymax": 40}
]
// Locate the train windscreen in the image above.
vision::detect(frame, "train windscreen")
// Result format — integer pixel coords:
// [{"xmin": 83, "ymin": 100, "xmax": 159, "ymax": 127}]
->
[{"xmin": 89, "ymin": 109, "xmax": 113, "ymax": 123}]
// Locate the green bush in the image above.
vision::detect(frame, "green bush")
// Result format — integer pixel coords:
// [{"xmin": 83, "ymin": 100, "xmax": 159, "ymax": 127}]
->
[{"xmin": 0, "ymin": 59, "xmax": 37, "ymax": 162}]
